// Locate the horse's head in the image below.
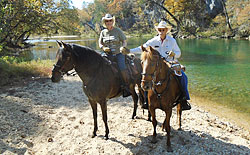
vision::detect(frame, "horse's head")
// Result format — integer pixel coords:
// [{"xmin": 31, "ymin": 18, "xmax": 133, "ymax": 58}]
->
[
  {"xmin": 140, "ymin": 46, "xmax": 164, "ymax": 91},
  {"xmin": 51, "ymin": 41, "xmax": 75, "ymax": 83}
]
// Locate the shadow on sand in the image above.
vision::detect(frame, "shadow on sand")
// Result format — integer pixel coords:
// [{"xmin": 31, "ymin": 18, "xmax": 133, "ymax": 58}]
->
[{"xmin": 108, "ymin": 127, "xmax": 250, "ymax": 154}]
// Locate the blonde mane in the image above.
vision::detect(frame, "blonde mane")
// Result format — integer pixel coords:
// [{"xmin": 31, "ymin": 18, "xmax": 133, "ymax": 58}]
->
[{"xmin": 140, "ymin": 47, "xmax": 153, "ymax": 62}]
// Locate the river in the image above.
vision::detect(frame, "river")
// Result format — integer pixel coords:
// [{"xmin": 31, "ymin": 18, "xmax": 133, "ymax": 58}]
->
[{"xmin": 27, "ymin": 35, "xmax": 250, "ymax": 129}]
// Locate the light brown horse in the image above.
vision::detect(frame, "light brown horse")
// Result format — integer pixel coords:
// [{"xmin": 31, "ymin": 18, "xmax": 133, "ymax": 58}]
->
[
  {"xmin": 140, "ymin": 46, "xmax": 183, "ymax": 152},
  {"xmin": 51, "ymin": 41, "xmax": 144, "ymax": 140}
]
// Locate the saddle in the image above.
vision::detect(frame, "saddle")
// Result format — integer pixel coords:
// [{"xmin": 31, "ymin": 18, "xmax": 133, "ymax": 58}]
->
[
  {"xmin": 168, "ymin": 61, "xmax": 186, "ymax": 76},
  {"xmin": 101, "ymin": 53, "xmax": 139, "ymax": 80}
]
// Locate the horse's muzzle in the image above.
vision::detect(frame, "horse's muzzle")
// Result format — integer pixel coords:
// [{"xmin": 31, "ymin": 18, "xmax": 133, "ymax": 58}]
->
[{"xmin": 51, "ymin": 72, "xmax": 62, "ymax": 83}]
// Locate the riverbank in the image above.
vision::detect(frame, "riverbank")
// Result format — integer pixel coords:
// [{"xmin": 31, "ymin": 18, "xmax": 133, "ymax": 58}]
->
[
  {"xmin": 0, "ymin": 75, "xmax": 249, "ymax": 154},
  {"xmin": 0, "ymin": 58, "xmax": 53, "ymax": 86},
  {"xmin": 190, "ymin": 95, "xmax": 250, "ymax": 132}
]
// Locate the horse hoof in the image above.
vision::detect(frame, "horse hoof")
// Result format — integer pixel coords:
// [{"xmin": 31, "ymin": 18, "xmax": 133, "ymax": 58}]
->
[
  {"xmin": 104, "ymin": 136, "xmax": 109, "ymax": 140},
  {"xmin": 167, "ymin": 146, "xmax": 173, "ymax": 152},
  {"xmin": 91, "ymin": 134, "xmax": 97, "ymax": 138},
  {"xmin": 177, "ymin": 128, "xmax": 182, "ymax": 131},
  {"xmin": 151, "ymin": 138, "xmax": 157, "ymax": 144}
]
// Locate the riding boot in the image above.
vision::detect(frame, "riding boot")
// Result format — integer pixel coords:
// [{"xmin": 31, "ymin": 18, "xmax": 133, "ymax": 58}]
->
[
  {"xmin": 121, "ymin": 70, "xmax": 131, "ymax": 97},
  {"xmin": 177, "ymin": 76, "xmax": 191, "ymax": 111},
  {"xmin": 180, "ymin": 98, "xmax": 191, "ymax": 111}
]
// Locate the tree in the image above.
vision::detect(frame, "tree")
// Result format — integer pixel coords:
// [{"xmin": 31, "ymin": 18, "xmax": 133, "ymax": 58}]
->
[
  {"xmin": 0, "ymin": 0, "xmax": 79, "ymax": 54},
  {"xmin": 219, "ymin": 0, "xmax": 234, "ymax": 35}
]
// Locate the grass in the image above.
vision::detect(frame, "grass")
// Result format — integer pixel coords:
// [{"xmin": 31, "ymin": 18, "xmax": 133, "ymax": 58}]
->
[{"xmin": 0, "ymin": 57, "xmax": 54, "ymax": 86}]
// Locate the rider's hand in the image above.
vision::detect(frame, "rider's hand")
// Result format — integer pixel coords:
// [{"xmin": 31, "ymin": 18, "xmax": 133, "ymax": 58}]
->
[
  {"xmin": 120, "ymin": 46, "xmax": 130, "ymax": 55},
  {"xmin": 168, "ymin": 51, "xmax": 175, "ymax": 57},
  {"xmin": 103, "ymin": 47, "xmax": 111, "ymax": 52}
]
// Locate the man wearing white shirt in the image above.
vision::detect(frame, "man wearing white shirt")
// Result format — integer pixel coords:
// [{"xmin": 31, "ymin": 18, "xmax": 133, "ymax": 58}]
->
[
  {"xmin": 130, "ymin": 30, "xmax": 181, "ymax": 62},
  {"xmin": 121, "ymin": 21, "xmax": 191, "ymax": 110}
]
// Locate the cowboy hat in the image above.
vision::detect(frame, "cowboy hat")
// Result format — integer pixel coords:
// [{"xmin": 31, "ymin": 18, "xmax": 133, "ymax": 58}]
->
[
  {"xmin": 102, "ymin": 14, "xmax": 115, "ymax": 28},
  {"xmin": 155, "ymin": 21, "xmax": 172, "ymax": 33}
]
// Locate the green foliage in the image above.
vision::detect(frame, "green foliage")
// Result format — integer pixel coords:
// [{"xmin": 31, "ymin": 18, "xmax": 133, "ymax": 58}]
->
[
  {"xmin": 0, "ymin": 0, "xmax": 80, "ymax": 53},
  {"xmin": 0, "ymin": 56, "xmax": 53, "ymax": 86},
  {"xmin": 0, "ymin": 55, "xmax": 31, "ymax": 63}
]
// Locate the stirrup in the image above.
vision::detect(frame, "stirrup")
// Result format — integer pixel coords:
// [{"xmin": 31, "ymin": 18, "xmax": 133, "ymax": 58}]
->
[{"xmin": 181, "ymin": 100, "xmax": 191, "ymax": 111}]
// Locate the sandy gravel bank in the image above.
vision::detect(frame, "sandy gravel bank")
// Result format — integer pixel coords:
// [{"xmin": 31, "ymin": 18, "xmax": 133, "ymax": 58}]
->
[{"xmin": 0, "ymin": 75, "xmax": 249, "ymax": 154}]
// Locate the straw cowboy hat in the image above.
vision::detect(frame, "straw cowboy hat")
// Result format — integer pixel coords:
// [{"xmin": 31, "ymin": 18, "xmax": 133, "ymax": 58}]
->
[
  {"xmin": 102, "ymin": 14, "xmax": 115, "ymax": 28},
  {"xmin": 155, "ymin": 21, "xmax": 172, "ymax": 33}
]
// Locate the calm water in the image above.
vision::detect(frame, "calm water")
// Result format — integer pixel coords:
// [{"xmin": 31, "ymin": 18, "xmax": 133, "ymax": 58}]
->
[{"xmin": 27, "ymin": 36, "xmax": 250, "ymax": 115}]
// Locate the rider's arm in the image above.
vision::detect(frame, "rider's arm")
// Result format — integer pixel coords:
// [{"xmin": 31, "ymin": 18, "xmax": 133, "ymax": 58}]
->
[
  {"xmin": 130, "ymin": 46, "xmax": 141, "ymax": 53},
  {"xmin": 130, "ymin": 38, "xmax": 155, "ymax": 53},
  {"xmin": 98, "ymin": 31, "xmax": 104, "ymax": 49}
]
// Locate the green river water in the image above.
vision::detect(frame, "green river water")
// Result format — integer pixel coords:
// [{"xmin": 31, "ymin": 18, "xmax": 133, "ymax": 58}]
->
[{"xmin": 28, "ymin": 36, "xmax": 250, "ymax": 122}]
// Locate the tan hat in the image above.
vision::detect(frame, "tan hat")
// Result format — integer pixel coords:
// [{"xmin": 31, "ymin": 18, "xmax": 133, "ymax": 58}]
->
[
  {"xmin": 155, "ymin": 21, "xmax": 171, "ymax": 33},
  {"xmin": 102, "ymin": 14, "xmax": 115, "ymax": 28}
]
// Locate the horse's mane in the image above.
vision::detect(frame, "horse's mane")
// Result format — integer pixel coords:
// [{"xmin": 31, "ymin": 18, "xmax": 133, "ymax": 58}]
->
[
  {"xmin": 141, "ymin": 49, "xmax": 153, "ymax": 62},
  {"xmin": 71, "ymin": 44, "xmax": 105, "ymax": 63},
  {"xmin": 141, "ymin": 46, "xmax": 161, "ymax": 62},
  {"xmin": 141, "ymin": 48, "xmax": 171, "ymax": 69}
]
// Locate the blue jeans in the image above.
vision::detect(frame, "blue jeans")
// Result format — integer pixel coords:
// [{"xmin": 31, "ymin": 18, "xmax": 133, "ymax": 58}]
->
[
  {"xmin": 116, "ymin": 53, "xmax": 126, "ymax": 71},
  {"xmin": 180, "ymin": 71, "xmax": 190, "ymax": 100}
]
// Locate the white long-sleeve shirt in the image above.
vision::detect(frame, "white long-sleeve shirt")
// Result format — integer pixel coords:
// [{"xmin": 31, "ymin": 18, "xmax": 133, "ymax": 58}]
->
[{"xmin": 130, "ymin": 35, "xmax": 181, "ymax": 61}]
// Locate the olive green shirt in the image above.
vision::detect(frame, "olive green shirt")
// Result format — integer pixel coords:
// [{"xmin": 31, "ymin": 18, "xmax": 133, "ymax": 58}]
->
[{"xmin": 99, "ymin": 27, "xmax": 126, "ymax": 54}]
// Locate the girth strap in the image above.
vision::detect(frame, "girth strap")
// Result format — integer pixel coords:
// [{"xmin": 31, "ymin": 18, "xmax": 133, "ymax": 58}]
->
[{"xmin": 152, "ymin": 71, "xmax": 171, "ymax": 110}]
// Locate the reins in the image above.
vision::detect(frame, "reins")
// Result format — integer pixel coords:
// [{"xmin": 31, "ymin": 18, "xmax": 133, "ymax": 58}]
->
[
  {"xmin": 142, "ymin": 53, "xmax": 181, "ymax": 108},
  {"xmin": 52, "ymin": 52, "xmax": 76, "ymax": 76}
]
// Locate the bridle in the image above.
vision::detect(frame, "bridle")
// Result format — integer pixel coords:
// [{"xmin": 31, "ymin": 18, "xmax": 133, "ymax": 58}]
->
[
  {"xmin": 52, "ymin": 52, "xmax": 73, "ymax": 76},
  {"xmin": 141, "ymin": 53, "xmax": 171, "ymax": 99},
  {"xmin": 141, "ymin": 54, "xmax": 167, "ymax": 85},
  {"xmin": 141, "ymin": 59, "xmax": 158, "ymax": 82}
]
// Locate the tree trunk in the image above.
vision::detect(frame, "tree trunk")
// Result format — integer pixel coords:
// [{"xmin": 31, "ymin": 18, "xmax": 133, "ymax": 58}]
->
[
  {"xmin": 147, "ymin": 0, "xmax": 182, "ymax": 28},
  {"xmin": 219, "ymin": 0, "xmax": 234, "ymax": 34},
  {"xmin": 82, "ymin": 22, "xmax": 99, "ymax": 35}
]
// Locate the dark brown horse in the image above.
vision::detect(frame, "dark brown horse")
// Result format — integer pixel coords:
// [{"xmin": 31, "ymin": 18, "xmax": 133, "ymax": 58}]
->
[
  {"xmin": 51, "ymin": 41, "xmax": 144, "ymax": 140},
  {"xmin": 140, "ymin": 46, "xmax": 183, "ymax": 152}
]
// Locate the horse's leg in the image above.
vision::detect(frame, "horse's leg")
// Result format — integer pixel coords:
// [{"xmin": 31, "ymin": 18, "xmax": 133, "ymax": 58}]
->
[
  {"xmin": 162, "ymin": 118, "xmax": 166, "ymax": 131},
  {"xmin": 100, "ymin": 101, "xmax": 109, "ymax": 140},
  {"xmin": 177, "ymin": 103, "xmax": 182, "ymax": 130},
  {"xmin": 149, "ymin": 106, "xmax": 157, "ymax": 143},
  {"xmin": 141, "ymin": 90, "xmax": 151, "ymax": 121},
  {"xmin": 165, "ymin": 109, "xmax": 173, "ymax": 152},
  {"xmin": 89, "ymin": 99, "xmax": 98, "ymax": 138},
  {"xmin": 130, "ymin": 86, "xmax": 138, "ymax": 119},
  {"xmin": 147, "ymin": 110, "xmax": 151, "ymax": 122},
  {"xmin": 138, "ymin": 87, "xmax": 145, "ymax": 107}
]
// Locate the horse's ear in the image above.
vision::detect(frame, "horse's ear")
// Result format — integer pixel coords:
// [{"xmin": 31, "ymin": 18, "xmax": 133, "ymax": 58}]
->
[
  {"xmin": 56, "ymin": 40, "xmax": 62, "ymax": 47},
  {"xmin": 149, "ymin": 46, "xmax": 157, "ymax": 55},
  {"xmin": 149, "ymin": 46, "xmax": 154, "ymax": 52},
  {"xmin": 61, "ymin": 41, "xmax": 67, "ymax": 49},
  {"xmin": 60, "ymin": 41, "xmax": 72, "ymax": 54},
  {"xmin": 61, "ymin": 41, "xmax": 71, "ymax": 50},
  {"xmin": 141, "ymin": 45, "xmax": 147, "ymax": 52}
]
